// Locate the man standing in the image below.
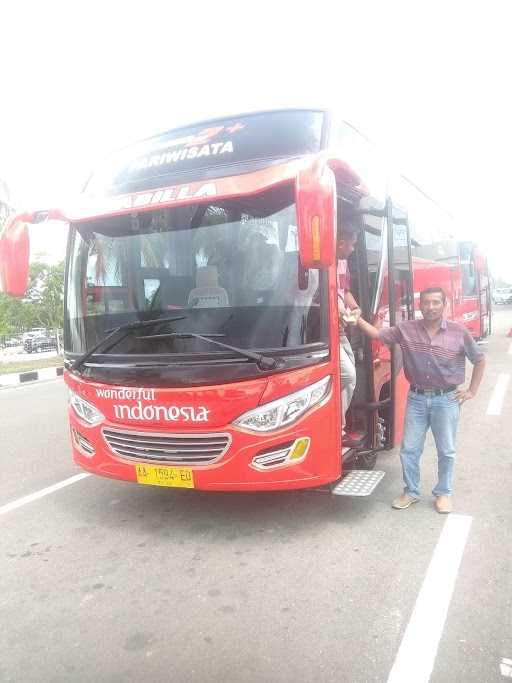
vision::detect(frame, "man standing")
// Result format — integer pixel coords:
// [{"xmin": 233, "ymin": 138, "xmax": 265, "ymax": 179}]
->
[
  {"xmin": 336, "ymin": 224, "xmax": 361, "ymax": 444},
  {"xmin": 357, "ymin": 287, "xmax": 485, "ymax": 513}
]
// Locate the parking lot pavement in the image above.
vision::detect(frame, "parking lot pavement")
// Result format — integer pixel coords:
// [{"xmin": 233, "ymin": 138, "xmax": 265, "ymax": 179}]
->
[{"xmin": 1, "ymin": 308, "xmax": 511, "ymax": 682}]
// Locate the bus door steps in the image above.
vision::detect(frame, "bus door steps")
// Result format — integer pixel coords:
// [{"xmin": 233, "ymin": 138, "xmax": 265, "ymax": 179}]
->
[{"xmin": 331, "ymin": 470, "xmax": 385, "ymax": 496}]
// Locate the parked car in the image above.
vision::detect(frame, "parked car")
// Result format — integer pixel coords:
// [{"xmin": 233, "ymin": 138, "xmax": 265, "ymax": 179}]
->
[
  {"xmin": 2, "ymin": 337, "xmax": 22, "ymax": 349},
  {"xmin": 22, "ymin": 328, "xmax": 47, "ymax": 342},
  {"xmin": 24, "ymin": 334, "xmax": 58, "ymax": 353},
  {"xmin": 493, "ymin": 287, "xmax": 512, "ymax": 304}
]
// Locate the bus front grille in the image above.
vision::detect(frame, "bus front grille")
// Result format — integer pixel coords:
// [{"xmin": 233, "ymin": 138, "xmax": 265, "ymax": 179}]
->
[{"xmin": 102, "ymin": 428, "xmax": 231, "ymax": 466}]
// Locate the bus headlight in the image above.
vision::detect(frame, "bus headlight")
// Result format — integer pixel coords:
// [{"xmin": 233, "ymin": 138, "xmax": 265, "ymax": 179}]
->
[
  {"xmin": 69, "ymin": 389, "xmax": 105, "ymax": 426},
  {"xmin": 233, "ymin": 376, "xmax": 331, "ymax": 432}
]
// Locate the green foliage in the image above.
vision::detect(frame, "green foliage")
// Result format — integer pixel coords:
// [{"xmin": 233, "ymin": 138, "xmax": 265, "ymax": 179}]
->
[
  {"xmin": 0, "ymin": 293, "xmax": 28, "ymax": 335},
  {"xmin": 0, "ymin": 260, "xmax": 64, "ymax": 335}
]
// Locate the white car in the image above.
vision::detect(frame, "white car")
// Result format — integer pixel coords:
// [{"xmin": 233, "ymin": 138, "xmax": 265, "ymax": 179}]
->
[
  {"xmin": 493, "ymin": 288, "xmax": 512, "ymax": 304},
  {"xmin": 22, "ymin": 328, "xmax": 47, "ymax": 341}
]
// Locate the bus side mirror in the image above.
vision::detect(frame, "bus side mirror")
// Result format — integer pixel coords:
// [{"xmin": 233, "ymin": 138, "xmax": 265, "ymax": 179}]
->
[
  {"xmin": 0, "ymin": 213, "xmax": 34, "ymax": 297},
  {"xmin": 0, "ymin": 209, "xmax": 68, "ymax": 297},
  {"xmin": 295, "ymin": 162, "xmax": 337, "ymax": 268}
]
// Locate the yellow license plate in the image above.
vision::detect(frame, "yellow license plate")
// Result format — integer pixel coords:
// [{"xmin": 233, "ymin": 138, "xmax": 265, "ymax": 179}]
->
[{"xmin": 135, "ymin": 464, "xmax": 194, "ymax": 488}]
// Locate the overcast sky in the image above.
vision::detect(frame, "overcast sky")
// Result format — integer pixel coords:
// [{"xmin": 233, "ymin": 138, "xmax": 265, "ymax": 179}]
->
[{"xmin": 2, "ymin": 0, "xmax": 511, "ymax": 279}]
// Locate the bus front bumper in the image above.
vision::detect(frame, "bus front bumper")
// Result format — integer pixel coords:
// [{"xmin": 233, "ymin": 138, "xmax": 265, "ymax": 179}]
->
[{"xmin": 68, "ymin": 409, "xmax": 340, "ymax": 492}]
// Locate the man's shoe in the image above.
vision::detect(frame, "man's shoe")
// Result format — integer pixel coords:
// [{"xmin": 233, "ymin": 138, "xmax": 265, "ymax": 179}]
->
[
  {"xmin": 343, "ymin": 435, "xmax": 364, "ymax": 448},
  {"xmin": 435, "ymin": 495, "xmax": 452, "ymax": 514},
  {"xmin": 342, "ymin": 430, "xmax": 365, "ymax": 448},
  {"xmin": 392, "ymin": 493, "xmax": 419, "ymax": 509}
]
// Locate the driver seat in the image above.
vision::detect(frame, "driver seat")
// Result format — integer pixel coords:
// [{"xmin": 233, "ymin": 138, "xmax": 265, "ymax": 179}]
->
[{"xmin": 188, "ymin": 266, "xmax": 229, "ymax": 308}]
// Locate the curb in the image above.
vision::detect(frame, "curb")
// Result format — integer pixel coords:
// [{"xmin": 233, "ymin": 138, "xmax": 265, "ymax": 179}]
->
[{"xmin": 0, "ymin": 366, "xmax": 64, "ymax": 388}]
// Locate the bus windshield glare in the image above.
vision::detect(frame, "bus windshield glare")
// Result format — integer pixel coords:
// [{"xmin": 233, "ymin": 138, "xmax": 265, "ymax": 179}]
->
[{"xmin": 65, "ymin": 185, "xmax": 326, "ymax": 358}]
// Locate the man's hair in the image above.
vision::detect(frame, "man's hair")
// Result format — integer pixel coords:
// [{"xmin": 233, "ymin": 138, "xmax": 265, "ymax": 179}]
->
[
  {"xmin": 337, "ymin": 221, "xmax": 359, "ymax": 242},
  {"xmin": 336, "ymin": 199, "xmax": 360, "ymax": 241},
  {"xmin": 420, "ymin": 286, "xmax": 446, "ymax": 303}
]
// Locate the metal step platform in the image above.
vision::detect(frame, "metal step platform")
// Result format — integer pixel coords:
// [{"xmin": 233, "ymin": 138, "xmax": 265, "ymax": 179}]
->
[{"xmin": 331, "ymin": 470, "xmax": 385, "ymax": 496}]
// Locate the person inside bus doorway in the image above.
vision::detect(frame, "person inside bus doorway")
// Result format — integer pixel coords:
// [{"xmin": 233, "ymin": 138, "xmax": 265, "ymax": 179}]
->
[
  {"xmin": 356, "ymin": 287, "xmax": 486, "ymax": 514},
  {"xmin": 336, "ymin": 222, "xmax": 362, "ymax": 447}
]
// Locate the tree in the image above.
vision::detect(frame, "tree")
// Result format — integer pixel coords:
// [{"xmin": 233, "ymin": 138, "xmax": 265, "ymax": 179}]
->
[
  {"xmin": 25, "ymin": 261, "xmax": 65, "ymax": 350},
  {"xmin": 0, "ymin": 260, "xmax": 65, "ymax": 348},
  {"xmin": 0, "ymin": 293, "xmax": 30, "ymax": 336}
]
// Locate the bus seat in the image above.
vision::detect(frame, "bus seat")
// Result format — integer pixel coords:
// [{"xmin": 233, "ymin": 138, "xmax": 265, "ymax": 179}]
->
[
  {"xmin": 244, "ymin": 243, "xmax": 282, "ymax": 291},
  {"xmin": 151, "ymin": 275, "xmax": 194, "ymax": 309},
  {"xmin": 188, "ymin": 266, "xmax": 229, "ymax": 308}
]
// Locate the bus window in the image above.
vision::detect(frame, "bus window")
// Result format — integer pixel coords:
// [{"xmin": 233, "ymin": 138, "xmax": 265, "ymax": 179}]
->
[
  {"xmin": 459, "ymin": 241, "xmax": 477, "ymax": 296},
  {"xmin": 363, "ymin": 215, "xmax": 388, "ymax": 319},
  {"xmin": 84, "ymin": 234, "xmax": 133, "ymax": 315}
]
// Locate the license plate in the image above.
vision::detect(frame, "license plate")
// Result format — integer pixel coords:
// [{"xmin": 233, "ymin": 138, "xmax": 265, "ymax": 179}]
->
[{"xmin": 135, "ymin": 464, "xmax": 194, "ymax": 488}]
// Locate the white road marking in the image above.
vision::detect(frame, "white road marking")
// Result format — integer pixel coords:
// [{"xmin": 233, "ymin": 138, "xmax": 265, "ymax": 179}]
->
[
  {"xmin": 486, "ymin": 373, "xmax": 510, "ymax": 416},
  {"xmin": 500, "ymin": 658, "xmax": 512, "ymax": 677},
  {"xmin": 387, "ymin": 514, "xmax": 472, "ymax": 683},
  {"xmin": 0, "ymin": 473, "xmax": 91, "ymax": 516}
]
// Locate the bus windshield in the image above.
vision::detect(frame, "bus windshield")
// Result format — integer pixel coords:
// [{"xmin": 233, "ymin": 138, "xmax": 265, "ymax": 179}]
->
[{"xmin": 65, "ymin": 185, "xmax": 326, "ymax": 358}]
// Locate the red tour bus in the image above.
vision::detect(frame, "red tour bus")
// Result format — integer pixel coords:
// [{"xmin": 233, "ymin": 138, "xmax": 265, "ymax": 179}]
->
[
  {"xmin": 0, "ymin": 110, "xmax": 463, "ymax": 495},
  {"xmin": 406, "ymin": 237, "xmax": 491, "ymax": 340},
  {"xmin": 458, "ymin": 241, "xmax": 492, "ymax": 340},
  {"xmin": 389, "ymin": 176, "xmax": 492, "ymax": 340}
]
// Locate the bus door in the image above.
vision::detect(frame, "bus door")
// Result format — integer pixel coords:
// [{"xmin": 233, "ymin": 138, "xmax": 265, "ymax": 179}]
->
[
  {"xmin": 340, "ymin": 195, "xmax": 387, "ymax": 467},
  {"xmin": 475, "ymin": 250, "xmax": 492, "ymax": 338},
  {"xmin": 350, "ymin": 197, "xmax": 414, "ymax": 456},
  {"xmin": 386, "ymin": 202, "xmax": 414, "ymax": 446},
  {"xmin": 337, "ymin": 197, "xmax": 378, "ymax": 463}
]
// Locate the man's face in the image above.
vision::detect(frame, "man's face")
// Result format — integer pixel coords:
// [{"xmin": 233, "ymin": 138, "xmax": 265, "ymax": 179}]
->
[
  {"xmin": 337, "ymin": 235, "xmax": 357, "ymax": 259},
  {"xmin": 419, "ymin": 292, "xmax": 445, "ymax": 322}
]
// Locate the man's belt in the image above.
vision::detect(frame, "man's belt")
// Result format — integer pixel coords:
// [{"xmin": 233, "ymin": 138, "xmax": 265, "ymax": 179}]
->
[{"xmin": 410, "ymin": 385, "xmax": 457, "ymax": 396}]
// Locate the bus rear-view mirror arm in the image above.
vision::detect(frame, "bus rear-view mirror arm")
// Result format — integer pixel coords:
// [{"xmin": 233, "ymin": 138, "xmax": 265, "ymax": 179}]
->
[
  {"xmin": 353, "ymin": 206, "xmax": 386, "ymax": 218},
  {"xmin": 0, "ymin": 209, "xmax": 68, "ymax": 297},
  {"xmin": 353, "ymin": 205, "xmax": 409, "ymax": 226}
]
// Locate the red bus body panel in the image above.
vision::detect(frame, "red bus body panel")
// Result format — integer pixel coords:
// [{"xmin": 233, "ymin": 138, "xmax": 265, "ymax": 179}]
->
[
  {"xmin": 65, "ymin": 360, "xmax": 343, "ymax": 491},
  {"xmin": 462, "ymin": 248, "xmax": 491, "ymax": 340},
  {"xmin": 412, "ymin": 257, "xmax": 462, "ymax": 322},
  {"xmin": 461, "ymin": 296, "xmax": 481, "ymax": 338}
]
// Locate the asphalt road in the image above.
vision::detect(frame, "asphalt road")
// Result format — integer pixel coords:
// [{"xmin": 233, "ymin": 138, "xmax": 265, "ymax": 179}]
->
[{"xmin": 1, "ymin": 309, "xmax": 511, "ymax": 683}]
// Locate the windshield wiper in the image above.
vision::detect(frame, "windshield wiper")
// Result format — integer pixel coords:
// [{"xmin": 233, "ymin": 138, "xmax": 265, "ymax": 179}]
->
[
  {"xmin": 140, "ymin": 331, "xmax": 282, "ymax": 371},
  {"xmin": 70, "ymin": 316, "xmax": 187, "ymax": 374}
]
